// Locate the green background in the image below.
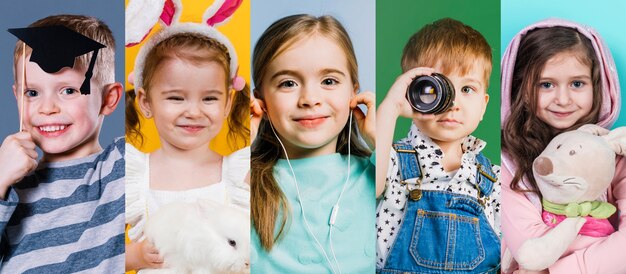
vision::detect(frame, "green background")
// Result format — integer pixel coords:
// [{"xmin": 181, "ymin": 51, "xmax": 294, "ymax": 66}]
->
[{"xmin": 376, "ymin": 0, "xmax": 501, "ymax": 163}]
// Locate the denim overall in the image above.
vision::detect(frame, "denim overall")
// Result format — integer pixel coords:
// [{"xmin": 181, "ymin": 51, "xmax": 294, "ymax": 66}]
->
[{"xmin": 380, "ymin": 143, "xmax": 500, "ymax": 274}]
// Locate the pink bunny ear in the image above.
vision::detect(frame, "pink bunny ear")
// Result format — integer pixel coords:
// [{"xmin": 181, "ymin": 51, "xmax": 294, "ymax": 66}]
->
[
  {"xmin": 204, "ymin": 0, "xmax": 243, "ymax": 27},
  {"xmin": 159, "ymin": 0, "xmax": 177, "ymax": 26}
]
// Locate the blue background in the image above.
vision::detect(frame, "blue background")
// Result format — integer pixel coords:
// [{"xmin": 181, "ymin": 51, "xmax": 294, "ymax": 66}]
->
[
  {"xmin": 0, "ymin": 0, "xmax": 125, "ymax": 147},
  {"xmin": 250, "ymin": 0, "xmax": 375, "ymax": 95},
  {"xmin": 502, "ymin": 0, "xmax": 626, "ymax": 128}
]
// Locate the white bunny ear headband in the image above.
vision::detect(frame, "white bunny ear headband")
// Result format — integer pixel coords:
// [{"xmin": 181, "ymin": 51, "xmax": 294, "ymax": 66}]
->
[{"xmin": 126, "ymin": 0, "xmax": 245, "ymax": 91}]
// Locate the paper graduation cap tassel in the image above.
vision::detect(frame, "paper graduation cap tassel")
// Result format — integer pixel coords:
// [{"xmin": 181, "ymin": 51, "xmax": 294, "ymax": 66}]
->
[{"xmin": 7, "ymin": 25, "xmax": 106, "ymax": 95}]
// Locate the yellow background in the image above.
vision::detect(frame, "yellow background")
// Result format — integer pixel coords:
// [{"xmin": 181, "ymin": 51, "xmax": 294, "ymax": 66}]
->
[
  {"xmin": 124, "ymin": 1, "xmax": 250, "ymax": 273},
  {"xmin": 125, "ymin": 0, "xmax": 250, "ymax": 155}
]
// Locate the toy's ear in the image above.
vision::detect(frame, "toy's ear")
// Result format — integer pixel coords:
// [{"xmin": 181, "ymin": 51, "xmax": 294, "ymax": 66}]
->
[
  {"xmin": 603, "ymin": 127, "xmax": 626, "ymax": 156},
  {"xmin": 125, "ymin": 0, "xmax": 183, "ymax": 46},
  {"xmin": 203, "ymin": 0, "xmax": 243, "ymax": 27},
  {"xmin": 577, "ymin": 124, "xmax": 610, "ymax": 136}
]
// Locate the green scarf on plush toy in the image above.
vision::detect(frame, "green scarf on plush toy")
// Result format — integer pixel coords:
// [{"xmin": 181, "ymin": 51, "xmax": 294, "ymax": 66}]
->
[{"xmin": 542, "ymin": 199, "xmax": 616, "ymax": 219}]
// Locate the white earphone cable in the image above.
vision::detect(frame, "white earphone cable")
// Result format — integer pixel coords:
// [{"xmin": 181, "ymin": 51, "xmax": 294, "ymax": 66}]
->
[
  {"xmin": 267, "ymin": 109, "xmax": 353, "ymax": 274},
  {"xmin": 328, "ymin": 110, "xmax": 352, "ymax": 274}
]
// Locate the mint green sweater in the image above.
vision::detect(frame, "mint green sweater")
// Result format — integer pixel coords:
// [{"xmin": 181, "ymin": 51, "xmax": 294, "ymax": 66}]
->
[{"xmin": 251, "ymin": 153, "xmax": 376, "ymax": 273}]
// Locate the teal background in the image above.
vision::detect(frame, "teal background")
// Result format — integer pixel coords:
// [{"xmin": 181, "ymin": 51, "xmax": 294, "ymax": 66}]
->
[
  {"xmin": 377, "ymin": 0, "xmax": 501, "ymax": 163},
  {"xmin": 502, "ymin": 0, "xmax": 625, "ymax": 128}
]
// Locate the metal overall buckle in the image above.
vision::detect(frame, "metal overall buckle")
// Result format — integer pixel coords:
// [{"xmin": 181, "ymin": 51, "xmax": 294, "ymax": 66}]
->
[
  {"xmin": 396, "ymin": 147, "xmax": 424, "ymax": 201},
  {"xmin": 401, "ymin": 178, "xmax": 423, "ymax": 201},
  {"xmin": 476, "ymin": 185, "xmax": 489, "ymax": 208}
]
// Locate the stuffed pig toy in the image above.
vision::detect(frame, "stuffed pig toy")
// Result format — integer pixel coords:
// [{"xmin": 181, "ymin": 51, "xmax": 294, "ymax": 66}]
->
[{"xmin": 516, "ymin": 125, "xmax": 626, "ymax": 271}]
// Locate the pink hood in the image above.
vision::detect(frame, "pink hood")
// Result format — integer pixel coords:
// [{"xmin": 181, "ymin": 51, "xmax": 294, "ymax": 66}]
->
[{"xmin": 501, "ymin": 18, "xmax": 621, "ymax": 128}]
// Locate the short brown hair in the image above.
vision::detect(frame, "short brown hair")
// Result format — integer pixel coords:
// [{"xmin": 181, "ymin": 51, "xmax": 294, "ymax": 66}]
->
[
  {"xmin": 401, "ymin": 18, "xmax": 492, "ymax": 87},
  {"xmin": 13, "ymin": 14, "xmax": 115, "ymax": 88}
]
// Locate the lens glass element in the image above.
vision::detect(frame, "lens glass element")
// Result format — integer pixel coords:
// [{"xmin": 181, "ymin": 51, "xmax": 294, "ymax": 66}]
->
[
  {"xmin": 406, "ymin": 73, "xmax": 455, "ymax": 114},
  {"xmin": 419, "ymin": 84, "xmax": 437, "ymax": 104}
]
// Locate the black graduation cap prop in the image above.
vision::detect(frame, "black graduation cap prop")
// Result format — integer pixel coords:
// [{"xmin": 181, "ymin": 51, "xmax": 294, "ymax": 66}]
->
[{"xmin": 8, "ymin": 26, "xmax": 106, "ymax": 95}]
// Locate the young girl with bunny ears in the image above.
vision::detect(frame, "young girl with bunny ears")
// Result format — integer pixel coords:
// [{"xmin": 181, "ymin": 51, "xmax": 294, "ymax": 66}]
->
[
  {"xmin": 501, "ymin": 18, "xmax": 626, "ymax": 273},
  {"xmin": 124, "ymin": 0, "xmax": 250, "ymax": 272},
  {"xmin": 250, "ymin": 14, "xmax": 376, "ymax": 273}
]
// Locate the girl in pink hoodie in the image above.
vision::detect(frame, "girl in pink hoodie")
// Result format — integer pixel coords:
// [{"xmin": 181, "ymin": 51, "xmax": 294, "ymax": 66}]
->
[{"xmin": 501, "ymin": 18, "xmax": 624, "ymax": 274}]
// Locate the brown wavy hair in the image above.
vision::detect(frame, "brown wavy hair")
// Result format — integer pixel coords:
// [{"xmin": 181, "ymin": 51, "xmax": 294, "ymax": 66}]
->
[
  {"xmin": 502, "ymin": 27, "xmax": 602, "ymax": 196},
  {"xmin": 126, "ymin": 33, "xmax": 250, "ymax": 148},
  {"xmin": 251, "ymin": 14, "xmax": 370, "ymax": 251}
]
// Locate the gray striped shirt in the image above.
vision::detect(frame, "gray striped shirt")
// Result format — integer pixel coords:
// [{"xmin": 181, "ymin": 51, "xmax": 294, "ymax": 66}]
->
[{"xmin": 0, "ymin": 137, "xmax": 125, "ymax": 273}]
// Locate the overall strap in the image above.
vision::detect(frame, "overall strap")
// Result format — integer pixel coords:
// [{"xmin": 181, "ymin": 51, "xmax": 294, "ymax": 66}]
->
[
  {"xmin": 392, "ymin": 143, "xmax": 422, "ymax": 181},
  {"xmin": 474, "ymin": 152, "xmax": 497, "ymax": 197}
]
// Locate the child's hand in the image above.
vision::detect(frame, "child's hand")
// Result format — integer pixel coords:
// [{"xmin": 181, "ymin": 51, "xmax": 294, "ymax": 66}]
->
[
  {"xmin": 350, "ymin": 91, "xmax": 375, "ymax": 150},
  {"xmin": 139, "ymin": 240, "xmax": 163, "ymax": 269},
  {"xmin": 250, "ymin": 96, "xmax": 265, "ymax": 144},
  {"xmin": 0, "ymin": 131, "xmax": 38, "ymax": 199},
  {"xmin": 376, "ymin": 67, "xmax": 436, "ymax": 197},
  {"xmin": 380, "ymin": 67, "xmax": 437, "ymax": 120},
  {"xmin": 126, "ymin": 240, "xmax": 163, "ymax": 270}
]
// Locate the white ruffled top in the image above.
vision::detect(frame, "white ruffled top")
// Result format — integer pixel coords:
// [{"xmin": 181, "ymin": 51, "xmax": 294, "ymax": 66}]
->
[{"xmin": 125, "ymin": 143, "xmax": 250, "ymax": 241}]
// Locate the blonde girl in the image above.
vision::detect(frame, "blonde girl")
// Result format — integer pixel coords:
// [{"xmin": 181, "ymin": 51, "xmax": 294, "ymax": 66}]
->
[{"xmin": 250, "ymin": 14, "xmax": 376, "ymax": 273}]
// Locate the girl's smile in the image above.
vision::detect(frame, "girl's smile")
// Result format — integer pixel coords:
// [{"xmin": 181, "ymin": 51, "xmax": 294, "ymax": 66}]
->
[
  {"xmin": 177, "ymin": 124, "xmax": 207, "ymax": 134},
  {"xmin": 293, "ymin": 114, "xmax": 330, "ymax": 128},
  {"xmin": 139, "ymin": 58, "xmax": 231, "ymax": 151},
  {"xmin": 548, "ymin": 110, "xmax": 574, "ymax": 118}
]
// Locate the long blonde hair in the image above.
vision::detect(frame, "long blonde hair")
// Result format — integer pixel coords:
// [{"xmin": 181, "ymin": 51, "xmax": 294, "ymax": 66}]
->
[{"xmin": 251, "ymin": 14, "xmax": 370, "ymax": 251}]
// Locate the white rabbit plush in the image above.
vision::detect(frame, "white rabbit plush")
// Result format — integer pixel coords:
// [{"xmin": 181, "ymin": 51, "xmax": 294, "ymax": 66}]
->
[{"xmin": 142, "ymin": 200, "xmax": 250, "ymax": 274}]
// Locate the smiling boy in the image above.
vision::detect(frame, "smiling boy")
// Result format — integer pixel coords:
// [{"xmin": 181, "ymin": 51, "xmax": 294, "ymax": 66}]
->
[{"xmin": 0, "ymin": 15, "xmax": 124, "ymax": 272}]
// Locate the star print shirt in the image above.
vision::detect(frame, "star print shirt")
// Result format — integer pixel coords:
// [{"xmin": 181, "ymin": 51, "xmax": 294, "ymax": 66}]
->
[{"xmin": 375, "ymin": 124, "xmax": 501, "ymax": 268}]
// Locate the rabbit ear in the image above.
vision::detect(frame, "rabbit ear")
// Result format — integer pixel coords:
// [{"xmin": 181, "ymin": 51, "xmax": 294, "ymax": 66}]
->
[
  {"xmin": 159, "ymin": 0, "xmax": 183, "ymax": 26},
  {"xmin": 577, "ymin": 124, "xmax": 610, "ymax": 136},
  {"xmin": 203, "ymin": 0, "xmax": 243, "ymax": 27},
  {"xmin": 603, "ymin": 127, "xmax": 626, "ymax": 155},
  {"xmin": 125, "ymin": 0, "xmax": 183, "ymax": 46}
]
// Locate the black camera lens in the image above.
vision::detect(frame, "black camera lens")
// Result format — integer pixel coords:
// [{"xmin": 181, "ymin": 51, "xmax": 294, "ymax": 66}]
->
[{"xmin": 406, "ymin": 73, "xmax": 455, "ymax": 114}]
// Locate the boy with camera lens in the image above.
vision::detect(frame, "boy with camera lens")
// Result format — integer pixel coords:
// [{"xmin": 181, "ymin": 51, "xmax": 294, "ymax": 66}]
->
[{"xmin": 375, "ymin": 18, "xmax": 500, "ymax": 273}]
